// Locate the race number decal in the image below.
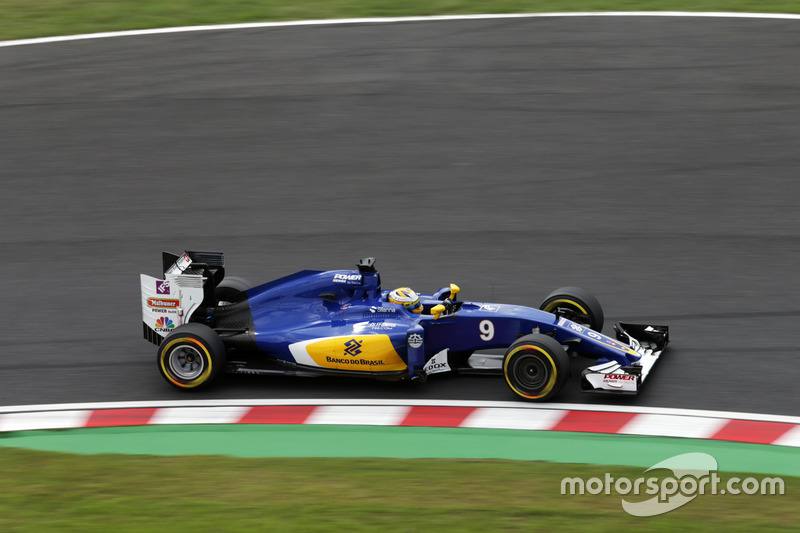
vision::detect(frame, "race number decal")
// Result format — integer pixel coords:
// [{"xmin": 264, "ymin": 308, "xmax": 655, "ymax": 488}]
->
[{"xmin": 479, "ymin": 320, "xmax": 494, "ymax": 341}]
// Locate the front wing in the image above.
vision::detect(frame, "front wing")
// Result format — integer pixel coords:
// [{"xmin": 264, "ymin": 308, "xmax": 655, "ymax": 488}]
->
[{"xmin": 581, "ymin": 323, "xmax": 669, "ymax": 394}]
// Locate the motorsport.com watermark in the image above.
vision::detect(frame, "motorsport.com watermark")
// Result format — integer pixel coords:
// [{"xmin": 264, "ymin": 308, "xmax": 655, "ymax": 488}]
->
[{"xmin": 561, "ymin": 453, "xmax": 785, "ymax": 516}]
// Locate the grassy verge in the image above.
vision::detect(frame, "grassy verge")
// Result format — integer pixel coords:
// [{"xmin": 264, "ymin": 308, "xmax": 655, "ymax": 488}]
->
[
  {"xmin": 0, "ymin": 447, "xmax": 796, "ymax": 532},
  {"xmin": 1, "ymin": 1, "xmax": 799, "ymax": 41}
]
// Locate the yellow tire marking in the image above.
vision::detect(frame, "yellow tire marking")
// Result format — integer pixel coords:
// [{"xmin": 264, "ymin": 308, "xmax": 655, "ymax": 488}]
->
[
  {"xmin": 159, "ymin": 336, "xmax": 213, "ymax": 388},
  {"xmin": 543, "ymin": 298, "xmax": 588, "ymax": 315},
  {"xmin": 503, "ymin": 344, "xmax": 558, "ymax": 400}
]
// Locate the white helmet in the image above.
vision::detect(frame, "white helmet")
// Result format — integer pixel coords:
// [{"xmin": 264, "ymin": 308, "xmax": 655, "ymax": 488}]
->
[{"xmin": 388, "ymin": 287, "xmax": 422, "ymax": 313}]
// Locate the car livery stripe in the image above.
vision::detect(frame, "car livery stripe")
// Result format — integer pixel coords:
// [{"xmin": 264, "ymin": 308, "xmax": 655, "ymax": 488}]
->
[{"xmin": 2, "ymin": 401, "xmax": 800, "ymax": 448}]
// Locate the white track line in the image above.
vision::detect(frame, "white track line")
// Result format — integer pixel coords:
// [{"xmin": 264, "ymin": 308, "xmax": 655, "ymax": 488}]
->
[
  {"xmin": 2, "ymin": 12, "xmax": 799, "ymax": 49},
  {"xmin": 619, "ymin": 414, "xmax": 729, "ymax": 439},
  {"xmin": 461, "ymin": 407, "xmax": 567, "ymax": 431},
  {"xmin": 773, "ymin": 426, "xmax": 800, "ymax": 447},
  {"xmin": 0, "ymin": 410, "xmax": 92, "ymax": 432},
  {"xmin": 304, "ymin": 405, "xmax": 411, "ymax": 426},
  {"xmin": 148, "ymin": 406, "xmax": 252, "ymax": 425}
]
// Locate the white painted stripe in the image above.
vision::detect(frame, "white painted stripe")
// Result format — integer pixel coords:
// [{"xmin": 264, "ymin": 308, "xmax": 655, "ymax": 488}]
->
[
  {"xmin": 2, "ymin": 12, "xmax": 800, "ymax": 49},
  {"xmin": 148, "ymin": 406, "xmax": 251, "ymax": 425},
  {"xmin": 287, "ymin": 338, "xmax": 322, "ymax": 367},
  {"xmin": 304, "ymin": 405, "xmax": 411, "ymax": 426},
  {"xmin": 771, "ymin": 426, "xmax": 800, "ymax": 447},
  {"xmin": 461, "ymin": 408, "xmax": 567, "ymax": 431},
  {"xmin": 2, "ymin": 399, "xmax": 800, "ymax": 425},
  {"xmin": 619, "ymin": 414, "xmax": 729, "ymax": 439},
  {"xmin": 0, "ymin": 410, "xmax": 92, "ymax": 432}
]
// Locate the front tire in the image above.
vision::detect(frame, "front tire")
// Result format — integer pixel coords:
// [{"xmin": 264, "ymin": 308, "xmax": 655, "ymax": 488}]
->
[
  {"xmin": 157, "ymin": 323, "xmax": 226, "ymax": 390},
  {"xmin": 503, "ymin": 334, "xmax": 569, "ymax": 401},
  {"xmin": 540, "ymin": 286, "xmax": 604, "ymax": 332}
]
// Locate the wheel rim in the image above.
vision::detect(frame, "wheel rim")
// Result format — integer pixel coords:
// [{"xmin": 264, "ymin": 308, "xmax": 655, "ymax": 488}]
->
[
  {"xmin": 511, "ymin": 353, "xmax": 549, "ymax": 391},
  {"xmin": 168, "ymin": 344, "xmax": 205, "ymax": 380}
]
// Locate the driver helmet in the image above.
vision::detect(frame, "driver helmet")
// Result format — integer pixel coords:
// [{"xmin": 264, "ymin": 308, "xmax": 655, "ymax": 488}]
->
[{"xmin": 388, "ymin": 287, "xmax": 422, "ymax": 314}]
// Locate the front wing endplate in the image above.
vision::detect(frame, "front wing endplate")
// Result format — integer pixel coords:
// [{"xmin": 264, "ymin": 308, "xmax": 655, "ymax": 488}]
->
[{"xmin": 581, "ymin": 323, "xmax": 669, "ymax": 394}]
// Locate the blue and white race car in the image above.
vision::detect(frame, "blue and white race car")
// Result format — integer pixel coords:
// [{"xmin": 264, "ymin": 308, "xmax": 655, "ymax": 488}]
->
[{"xmin": 141, "ymin": 252, "xmax": 668, "ymax": 401}]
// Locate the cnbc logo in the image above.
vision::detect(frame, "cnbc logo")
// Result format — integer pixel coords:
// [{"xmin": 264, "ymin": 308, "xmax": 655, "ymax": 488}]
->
[{"xmin": 155, "ymin": 317, "xmax": 176, "ymax": 332}]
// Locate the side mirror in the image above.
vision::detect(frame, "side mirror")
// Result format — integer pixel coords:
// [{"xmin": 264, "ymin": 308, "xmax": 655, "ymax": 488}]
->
[
  {"xmin": 449, "ymin": 283, "xmax": 460, "ymax": 300},
  {"xmin": 431, "ymin": 304, "xmax": 446, "ymax": 320}
]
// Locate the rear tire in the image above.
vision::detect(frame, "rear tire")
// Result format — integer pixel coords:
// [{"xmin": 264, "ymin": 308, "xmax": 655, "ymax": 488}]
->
[
  {"xmin": 503, "ymin": 334, "xmax": 569, "ymax": 401},
  {"xmin": 157, "ymin": 323, "xmax": 226, "ymax": 390},
  {"xmin": 540, "ymin": 286, "xmax": 604, "ymax": 332},
  {"xmin": 215, "ymin": 276, "xmax": 251, "ymax": 305}
]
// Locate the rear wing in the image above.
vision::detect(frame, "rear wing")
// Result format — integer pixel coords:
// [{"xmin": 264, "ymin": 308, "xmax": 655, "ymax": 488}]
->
[{"xmin": 141, "ymin": 250, "xmax": 225, "ymax": 345}]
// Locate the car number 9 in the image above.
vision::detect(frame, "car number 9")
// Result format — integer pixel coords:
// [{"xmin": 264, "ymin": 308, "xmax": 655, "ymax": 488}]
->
[{"xmin": 479, "ymin": 320, "xmax": 494, "ymax": 341}]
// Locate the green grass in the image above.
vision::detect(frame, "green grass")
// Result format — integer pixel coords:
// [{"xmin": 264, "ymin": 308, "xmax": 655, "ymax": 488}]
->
[
  {"xmin": 1, "ymin": 1, "xmax": 799, "ymax": 41},
  {"xmin": 0, "ymin": 447, "xmax": 797, "ymax": 532}
]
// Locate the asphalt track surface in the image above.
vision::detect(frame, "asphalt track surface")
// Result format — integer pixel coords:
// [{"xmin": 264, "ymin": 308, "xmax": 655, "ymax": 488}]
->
[{"xmin": 1, "ymin": 16, "xmax": 799, "ymax": 415}]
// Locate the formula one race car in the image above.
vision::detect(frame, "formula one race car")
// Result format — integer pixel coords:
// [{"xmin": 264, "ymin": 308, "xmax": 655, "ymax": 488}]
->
[{"xmin": 140, "ymin": 252, "xmax": 668, "ymax": 401}]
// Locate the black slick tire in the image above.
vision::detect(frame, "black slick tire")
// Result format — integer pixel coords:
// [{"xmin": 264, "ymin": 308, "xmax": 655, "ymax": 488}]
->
[
  {"xmin": 157, "ymin": 323, "xmax": 226, "ymax": 390},
  {"xmin": 503, "ymin": 333, "xmax": 569, "ymax": 401},
  {"xmin": 215, "ymin": 276, "xmax": 251, "ymax": 305},
  {"xmin": 540, "ymin": 286, "xmax": 604, "ymax": 332}
]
